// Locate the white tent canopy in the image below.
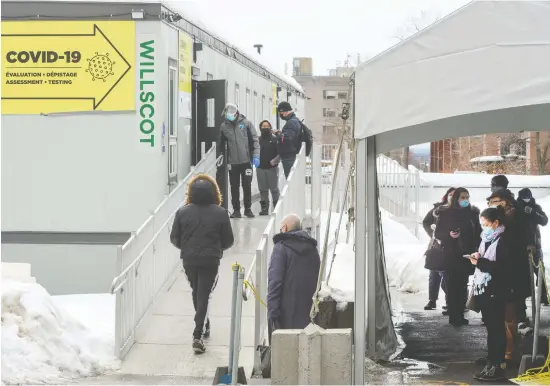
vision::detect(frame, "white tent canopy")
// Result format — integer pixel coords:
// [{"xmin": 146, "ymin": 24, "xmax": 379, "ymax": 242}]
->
[{"xmin": 354, "ymin": 0, "xmax": 550, "ymax": 151}]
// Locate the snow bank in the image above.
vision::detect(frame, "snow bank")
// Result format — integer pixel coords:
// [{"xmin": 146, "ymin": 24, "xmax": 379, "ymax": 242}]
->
[
  {"xmin": 1, "ymin": 280, "xmax": 119, "ymax": 384},
  {"xmin": 420, "ymin": 172, "xmax": 550, "ymax": 188}
]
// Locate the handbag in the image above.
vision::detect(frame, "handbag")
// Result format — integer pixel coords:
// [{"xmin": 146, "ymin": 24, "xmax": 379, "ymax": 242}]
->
[
  {"xmin": 424, "ymin": 221, "xmax": 447, "ymax": 271},
  {"xmin": 466, "ymin": 285, "xmax": 481, "ymax": 313}
]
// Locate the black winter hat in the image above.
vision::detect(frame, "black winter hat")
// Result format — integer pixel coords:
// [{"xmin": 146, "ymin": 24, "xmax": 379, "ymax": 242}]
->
[
  {"xmin": 277, "ymin": 101, "xmax": 292, "ymax": 112},
  {"xmin": 518, "ymin": 188, "xmax": 533, "ymax": 200},
  {"xmin": 491, "ymin": 175, "xmax": 509, "ymax": 189}
]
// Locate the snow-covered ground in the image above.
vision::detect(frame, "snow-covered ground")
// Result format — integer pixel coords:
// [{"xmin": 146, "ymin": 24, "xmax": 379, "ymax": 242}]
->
[
  {"xmin": 320, "ymin": 194, "xmax": 550, "ymax": 308},
  {"xmin": 1, "ymin": 279, "xmax": 118, "ymax": 385}
]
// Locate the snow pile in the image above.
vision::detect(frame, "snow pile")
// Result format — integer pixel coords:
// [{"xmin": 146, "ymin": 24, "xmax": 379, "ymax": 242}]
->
[
  {"xmin": 420, "ymin": 172, "xmax": 550, "ymax": 188},
  {"xmin": 1, "ymin": 279, "xmax": 119, "ymax": 384}
]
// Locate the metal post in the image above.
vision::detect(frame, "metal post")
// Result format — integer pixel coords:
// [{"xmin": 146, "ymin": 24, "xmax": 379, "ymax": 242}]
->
[
  {"xmin": 414, "ymin": 169, "xmax": 421, "ymax": 237},
  {"xmin": 354, "ymin": 138, "xmax": 367, "ymax": 386},
  {"xmin": 232, "ymin": 267, "xmax": 245, "ymax": 385},
  {"xmin": 228, "ymin": 264, "xmax": 239, "ymax": 373},
  {"xmin": 530, "ymin": 258, "xmax": 536, "ymax": 325},
  {"xmin": 366, "ymin": 136, "xmax": 378, "ymax": 358},
  {"xmin": 533, "ymin": 261, "xmax": 544, "ymax": 358}
]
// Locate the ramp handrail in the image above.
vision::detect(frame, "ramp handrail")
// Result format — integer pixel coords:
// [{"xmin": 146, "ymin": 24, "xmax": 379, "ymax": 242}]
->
[
  {"xmin": 244, "ymin": 144, "xmax": 308, "ymax": 374},
  {"xmin": 111, "ymin": 143, "xmax": 220, "ymax": 359}
]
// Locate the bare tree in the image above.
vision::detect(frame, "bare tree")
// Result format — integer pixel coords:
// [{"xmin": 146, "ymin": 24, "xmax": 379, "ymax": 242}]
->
[
  {"xmin": 393, "ymin": 10, "xmax": 441, "ymax": 167},
  {"xmin": 535, "ymin": 132, "xmax": 550, "ymax": 174}
]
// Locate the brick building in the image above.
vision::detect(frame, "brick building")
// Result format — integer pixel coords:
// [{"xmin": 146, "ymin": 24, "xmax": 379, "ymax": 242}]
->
[{"xmin": 430, "ymin": 131, "xmax": 550, "ymax": 174}]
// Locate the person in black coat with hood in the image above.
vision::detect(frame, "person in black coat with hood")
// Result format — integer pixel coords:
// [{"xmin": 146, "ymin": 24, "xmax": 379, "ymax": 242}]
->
[
  {"xmin": 422, "ymin": 187, "xmax": 456, "ymax": 311},
  {"xmin": 434, "ymin": 187, "xmax": 482, "ymax": 326},
  {"xmin": 170, "ymin": 174, "xmax": 234, "ymax": 354},
  {"xmin": 267, "ymin": 213, "xmax": 320, "ymax": 332},
  {"xmin": 517, "ymin": 188, "xmax": 549, "ymax": 305}
]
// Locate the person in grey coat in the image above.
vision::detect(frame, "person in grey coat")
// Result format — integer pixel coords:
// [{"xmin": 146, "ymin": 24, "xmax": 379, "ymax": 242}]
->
[
  {"xmin": 257, "ymin": 120, "xmax": 280, "ymax": 215},
  {"xmin": 275, "ymin": 101, "xmax": 302, "ymax": 178},
  {"xmin": 267, "ymin": 214, "xmax": 320, "ymax": 331},
  {"xmin": 218, "ymin": 103, "xmax": 260, "ymax": 219}
]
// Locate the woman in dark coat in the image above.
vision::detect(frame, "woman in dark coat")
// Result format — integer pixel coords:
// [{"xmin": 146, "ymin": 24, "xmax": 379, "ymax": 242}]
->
[
  {"xmin": 487, "ymin": 188, "xmax": 531, "ymax": 362},
  {"xmin": 469, "ymin": 206, "xmax": 513, "ymax": 382},
  {"xmin": 422, "ymin": 187, "xmax": 456, "ymax": 310},
  {"xmin": 434, "ymin": 187, "xmax": 481, "ymax": 326}
]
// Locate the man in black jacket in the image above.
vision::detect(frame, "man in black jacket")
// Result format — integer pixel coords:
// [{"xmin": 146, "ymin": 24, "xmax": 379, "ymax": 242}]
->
[
  {"xmin": 267, "ymin": 214, "xmax": 320, "ymax": 332},
  {"xmin": 170, "ymin": 174, "xmax": 234, "ymax": 354},
  {"xmin": 275, "ymin": 101, "xmax": 302, "ymax": 178},
  {"xmin": 517, "ymin": 188, "xmax": 549, "ymax": 305}
]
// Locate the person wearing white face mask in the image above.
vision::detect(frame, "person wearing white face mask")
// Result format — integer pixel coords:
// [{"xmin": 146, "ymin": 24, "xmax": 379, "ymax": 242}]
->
[
  {"xmin": 517, "ymin": 188, "xmax": 549, "ymax": 306},
  {"xmin": 468, "ymin": 206, "xmax": 512, "ymax": 382}
]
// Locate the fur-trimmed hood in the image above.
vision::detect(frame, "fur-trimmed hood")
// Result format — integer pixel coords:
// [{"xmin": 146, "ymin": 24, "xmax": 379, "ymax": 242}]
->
[{"xmin": 185, "ymin": 173, "xmax": 222, "ymax": 206}]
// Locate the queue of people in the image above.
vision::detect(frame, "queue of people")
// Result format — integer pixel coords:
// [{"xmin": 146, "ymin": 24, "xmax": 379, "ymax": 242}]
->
[
  {"xmin": 218, "ymin": 101, "xmax": 307, "ymax": 219},
  {"xmin": 422, "ymin": 175, "xmax": 548, "ymax": 382}
]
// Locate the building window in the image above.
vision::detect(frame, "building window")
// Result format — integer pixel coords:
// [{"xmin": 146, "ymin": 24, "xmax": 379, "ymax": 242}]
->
[
  {"xmin": 235, "ymin": 83, "xmax": 240, "ymax": 107},
  {"xmin": 168, "ymin": 65, "xmax": 178, "ymax": 178},
  {"xmin": 323, "ymin": 90, "xmax": 338, "ymax": 99},
  {"xmin": 207, "ymin": 72, "xmax": 214, "ymax": 80},
  {"xmin": 246, "ymin": 89, "xmax": 251, "ymax": 117},
  {"xmin": 337, "ymin": 91, "xmax": 348, "ymax": 100},
  {"xmin": 254, "ymin": 92, "xmax": 259, "ymax": 125},
  {"xmin": 169, "ymin": 143, "xmax": 177, "ymax": 175},
  {"xmin": 323, "ymin": 108, "xmax": 339, "ymax": 118},
  {"xmin": 323, "ymin": 125, "xmax": 336, "ymax": 138},
  {"xmin": 262, "ymin": 95, "xmax": 266, "ymax": 119}
]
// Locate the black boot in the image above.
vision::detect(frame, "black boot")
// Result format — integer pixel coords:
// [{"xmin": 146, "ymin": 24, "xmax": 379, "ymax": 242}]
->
[
  {"xmin": 244, "ymin": 208, "xmax": 255, "ymax": 218},
  {"xmin": 259, "ymin": 201, "xmax": 269, "ymax": 216},
  {"xmin": 231, "ymin": 210, "xmax": 242, "ymax": 219},
  {"xmin": 424, "ymin": 300, "xmax": 436, "ymax": 310},
  {"xmin": 273, "ymin": 200, "xmax": 278, "ymax": 211}
]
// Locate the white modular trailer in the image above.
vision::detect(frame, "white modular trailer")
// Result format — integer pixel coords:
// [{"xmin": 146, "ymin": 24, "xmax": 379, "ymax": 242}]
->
[{"xmin": 1, "ymin": 0, "xmax": 306, "ymax": 295}]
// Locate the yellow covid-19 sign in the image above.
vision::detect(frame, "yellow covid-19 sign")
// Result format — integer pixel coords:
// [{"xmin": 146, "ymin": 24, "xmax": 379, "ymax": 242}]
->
[{"xmin": 1, "ymin": 21, "xmax": 135, "ymax": 114}]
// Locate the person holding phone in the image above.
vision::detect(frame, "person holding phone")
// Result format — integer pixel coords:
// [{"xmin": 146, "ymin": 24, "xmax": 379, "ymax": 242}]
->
[
  {"xmin": 434, "ymin": 187, "xmax": 482, "ymax": 326},
  {"xmin": 468, "ymin": 206, "xmax": 511, "ymax": 382}
]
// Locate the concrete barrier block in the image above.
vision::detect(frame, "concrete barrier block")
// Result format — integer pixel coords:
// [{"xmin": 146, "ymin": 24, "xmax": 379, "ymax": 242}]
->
[
  {"xmin": 321, "ymin": 328, "xmax": 353, "ymax": 385},
  {"xmin": 272, "ymin": 329, "xmax": 300, "ymax": 385},
  {"xmin": 272, "ymin": 325, "xmax": 352, "ymax": 385}
]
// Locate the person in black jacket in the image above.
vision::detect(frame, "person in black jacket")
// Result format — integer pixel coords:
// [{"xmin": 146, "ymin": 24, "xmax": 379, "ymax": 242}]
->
[
  {"xmin": 257, "ymin": 120, "xmax": 281, "ymax": 216},
  {"xmin": 275, "ymin": 101, "xmax": 302, "ymax": 178},
  {"xmin": 469, "ymin": 206, "xmax": 512, "ymax": 382},
  {"xmin": 422, "ymin": 187, "xmax": 456, "ymax": 310},
  {"xmin": 434, "ymin": 187, "xmax": 482, "ymax": 326},
  {"xmin": 487, "ymin": 188, "xmax": 530, "ymax": 362},
  {"xmin": 267, "ymin": 213, "xmax": 320, "ymax": 332},
  {"xmin": 517, "ymin": 188, "xmax": 549, "ymax": 305},
  {"xmin": 170, "ymin": 173, "xmax": 234, "ymax": 354}
]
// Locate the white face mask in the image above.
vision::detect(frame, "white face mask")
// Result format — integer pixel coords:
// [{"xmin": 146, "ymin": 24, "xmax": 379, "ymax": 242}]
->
[{"xmin": 522, "ymin": 198, "xmax": 530, "ymax": 203}]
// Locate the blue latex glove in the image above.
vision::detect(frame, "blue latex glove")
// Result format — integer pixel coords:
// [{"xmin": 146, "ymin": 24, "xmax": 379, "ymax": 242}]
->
[{"xmin": 252, "ymin": 157, "xmax": 260, "ymax": 168}]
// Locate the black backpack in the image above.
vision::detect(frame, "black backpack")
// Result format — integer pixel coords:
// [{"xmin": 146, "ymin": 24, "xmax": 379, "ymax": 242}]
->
[{"xmin": 298, "ymin": 119, "xmax": 313, "ymax": 157}]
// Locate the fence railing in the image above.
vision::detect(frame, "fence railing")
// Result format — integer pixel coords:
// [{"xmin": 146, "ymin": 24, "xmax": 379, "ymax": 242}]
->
[
  {"xmin": 110, "ymin": 143, "xmax": 220, "ymax": 359},
  {"xmin": 320, "ymin": 144, "xmax": 433, "ymax": 237},
  {"xmin": 246, "ymin": 144, "xmax": 307, "ymax": 373}
]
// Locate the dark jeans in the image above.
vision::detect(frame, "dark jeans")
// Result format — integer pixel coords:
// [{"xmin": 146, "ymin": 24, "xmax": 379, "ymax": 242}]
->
[
  {"xmin": 281, "ymin": 156, "xmax": 296, "ymax": 179},
  {"xmin": 481, "ymin": 294, "xmax": 507, "ymax": 365},
  {"xmin": 447, "ymin": 270, "xmax": 468, "ymax": 323},
  {"xmin": 229, "ymin": 162, "xmax": 253, "ymax": 211},
  {"xmin": 184, "ymin": 264, "xmax": 219, "ymax": 339},
  {"xmin": 428, "ymin": 270, "xmax": 448, "ymax": 302}
]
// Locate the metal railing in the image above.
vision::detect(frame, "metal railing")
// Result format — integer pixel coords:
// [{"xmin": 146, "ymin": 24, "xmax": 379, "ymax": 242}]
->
[
  {"xmin": 110, "ymin": 143, "xmax": 221, "ymax": 359},
  {"xmin": 319, "ymin": 144, "xmax": 433, "ymax": 237},
  {"xmin": 246, "ymin": 144, "xmax": 307, "ymax": 373}
]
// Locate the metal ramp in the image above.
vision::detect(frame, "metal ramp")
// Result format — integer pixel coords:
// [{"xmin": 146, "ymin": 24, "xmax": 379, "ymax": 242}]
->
[{"xmin": 119, "ymin": 203, "xmax": 268, "ymax": 378}]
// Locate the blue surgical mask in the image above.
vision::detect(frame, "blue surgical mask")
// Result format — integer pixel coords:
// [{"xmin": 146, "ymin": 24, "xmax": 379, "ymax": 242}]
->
[
  {"xmin": 482, "ymin": 226, "xmax": 495, "ymax": 237},
  {"xmin": 226, "ymin": 113, "xmax": 236, "ymax": 122},
  {"xmin": 459, "ymin": 200, "xmax": 470, "ymax": 208}
]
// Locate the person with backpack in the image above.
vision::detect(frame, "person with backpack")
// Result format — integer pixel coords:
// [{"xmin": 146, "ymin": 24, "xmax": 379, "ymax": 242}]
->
[
  {"xmin": 218, "ymin": 103, "xmax": 260, "ymax": 219},
  {"xmin": 275, "ymin": 101, "xmax": 312, "ymax": 178}
]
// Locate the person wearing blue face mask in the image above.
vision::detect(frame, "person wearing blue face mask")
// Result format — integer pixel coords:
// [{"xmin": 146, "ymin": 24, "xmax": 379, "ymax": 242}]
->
[
  {"xmin": 218, "ymin": 103, "xmax": 260, "ymax": 218},
  {"xmin": 434, "ymin": 187, "xmax": 482, "ymax": 327}
]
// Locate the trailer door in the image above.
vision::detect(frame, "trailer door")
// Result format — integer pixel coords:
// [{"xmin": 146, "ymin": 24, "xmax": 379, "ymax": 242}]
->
[{"xmin": 194, "ymin": 79, "xmax": 228, "ymax": 208}]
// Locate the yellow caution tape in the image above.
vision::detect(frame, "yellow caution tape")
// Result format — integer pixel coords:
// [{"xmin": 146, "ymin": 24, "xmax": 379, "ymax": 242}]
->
[
  {"xmin": 231, "ymin": 262, "xmax": 267, "ymax": 308},
  {"xmin": 511, "ymin": 330, "xmax": 550, "ymax": 384}
]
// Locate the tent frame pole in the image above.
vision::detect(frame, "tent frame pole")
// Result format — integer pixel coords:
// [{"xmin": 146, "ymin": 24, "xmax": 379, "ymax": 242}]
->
[
  {"xmin": 354, "ymin": 138, "xmax": 367, "ymax": 385},
  {"xmin": 366, "ymin": 136, "xmax": 378, "ymax": 356}
]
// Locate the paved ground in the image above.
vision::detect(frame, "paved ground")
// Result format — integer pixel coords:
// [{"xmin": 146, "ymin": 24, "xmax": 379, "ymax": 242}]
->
[{"xmin": 74, "ymin": 203, "xmax": 268, "ymax": 385}]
